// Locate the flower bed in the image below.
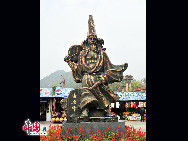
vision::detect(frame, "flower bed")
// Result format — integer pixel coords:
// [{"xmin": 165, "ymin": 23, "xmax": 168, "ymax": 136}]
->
[{"xmin": 40, "ymin": 124, "xmax": 146, "ymax": 141}]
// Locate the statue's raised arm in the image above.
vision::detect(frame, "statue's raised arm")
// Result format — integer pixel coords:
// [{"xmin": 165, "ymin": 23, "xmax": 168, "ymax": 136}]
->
[{"xmin": 64, "ymin": 45, "xmax": 83, "ymax": 83}]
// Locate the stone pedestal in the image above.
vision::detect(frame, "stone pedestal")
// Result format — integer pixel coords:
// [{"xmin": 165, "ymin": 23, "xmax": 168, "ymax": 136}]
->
[{"xmin": 61, "ymin": 122, "xmax": 126, "ymax": 135}]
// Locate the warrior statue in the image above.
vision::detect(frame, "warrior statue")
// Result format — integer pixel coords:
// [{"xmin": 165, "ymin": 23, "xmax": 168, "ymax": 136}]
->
[{"xmin": 64, "ymin": 15, "xmax": 128, "ymax": 119}]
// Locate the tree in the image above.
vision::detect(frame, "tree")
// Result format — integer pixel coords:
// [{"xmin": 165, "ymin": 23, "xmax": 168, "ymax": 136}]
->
[
  {"xmin": 108, "ymin": 82, "xmax": 123, "ymax": 91},
  {"xmin": 141, "ymin": 77, "xmax": 146, "ymax": 84},
  {"xmin": 131, "ymin": 78, "xmax": 146, "ymax": 91},
  {"xmin": 52, "ymin": 86, "xmax": 57, "ymax": 95},
  {"xmin": 108, "ymin": 77, "xmax": 146, "ymax": 92}
]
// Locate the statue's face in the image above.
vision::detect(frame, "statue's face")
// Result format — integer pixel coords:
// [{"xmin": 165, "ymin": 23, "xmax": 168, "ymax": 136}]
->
[
  {"xmin": 88, "ymin": 36, "xmax": 97, "ymax": 51},
  {"xmin": 88, "ymin": 36, "xmax": 97, "ymax": 44}
]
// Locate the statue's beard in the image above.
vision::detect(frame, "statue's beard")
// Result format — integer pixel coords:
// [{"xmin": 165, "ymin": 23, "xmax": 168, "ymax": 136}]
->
[
  {"xmin": 88, "ymin": 41, "xmax": 96, "ymax": 45},
  {"xmin": 88, "ymin": 43, "xmax": 98, "ymax": 52}
]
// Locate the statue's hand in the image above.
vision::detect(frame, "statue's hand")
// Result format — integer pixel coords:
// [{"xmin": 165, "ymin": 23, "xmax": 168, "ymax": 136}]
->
[
  {"xmin": 64, "ymin": 55, "xmax": 71, "ymax": 62},
  {"xmin": 98, "ymin": 75, "xmax": 106, "ymax": 84}
]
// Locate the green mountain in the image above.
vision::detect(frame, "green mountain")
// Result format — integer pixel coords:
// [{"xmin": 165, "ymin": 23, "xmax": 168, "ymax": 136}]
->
[{"xmin": 40, "ymin": 70, "xmax": 82, "ymax": 89}]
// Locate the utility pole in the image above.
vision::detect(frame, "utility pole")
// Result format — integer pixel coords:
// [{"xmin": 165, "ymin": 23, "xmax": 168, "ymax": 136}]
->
[{"xmin": 60, "ymin": 75, "xmax": 65, "ymax": 88}]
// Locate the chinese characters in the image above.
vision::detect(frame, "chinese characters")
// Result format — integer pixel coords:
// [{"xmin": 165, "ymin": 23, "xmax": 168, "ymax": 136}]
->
[
  {"xmin": 22, "ymin": 119, "xmax": 47, "ymax": 135},
  {"xmin": 71, "ymin": 93, "xmax": 77, "ymax": 112}
]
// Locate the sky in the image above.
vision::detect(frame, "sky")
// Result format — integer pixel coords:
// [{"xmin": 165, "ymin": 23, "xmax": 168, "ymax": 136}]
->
[{"xmin": 40, "ymin": 0, "xmax": 146, "ymax": 81}]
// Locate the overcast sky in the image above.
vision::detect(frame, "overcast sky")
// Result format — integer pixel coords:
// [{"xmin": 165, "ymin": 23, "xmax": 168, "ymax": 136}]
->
[{"xmin": 40, "ymin": 0, "xmax": 146, "ymax": 81}]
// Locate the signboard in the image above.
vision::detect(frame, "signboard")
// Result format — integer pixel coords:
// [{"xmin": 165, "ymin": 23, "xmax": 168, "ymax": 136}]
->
[
  {"xmin": 114, "ymin": 92, "xmax": 146, "ymax": 101},
  {"xmin": 67, "ymin": 89, "xmax": 82, "ymax": 122},
  {"xmin": 40, "ymin": 88, "xmax": 52, "ymax": 97},
  {"xmin": 116, "ymin": 102, "xmax": 119, "ymax": 108},
  {"xmin": 40, "ymin": 89, "xmax": 146, "ymax": 100},
  {"xmin": 55, "ymin": 87, "xmax": 73, "ymax": 97},
  {"xmin": 111, "ymin": 103, "xmax": 114, "ymax": 108},
  {"xmin": 40, "ymin": 88, "xmax": 73, "ymax": 97}
]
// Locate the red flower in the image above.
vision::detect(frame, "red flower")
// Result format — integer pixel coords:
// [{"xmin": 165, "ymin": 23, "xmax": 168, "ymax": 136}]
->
[
  {"xmin": 121, "ymin": 132, "xmax": 123, "ymax": 136},
  {"xmin": 80, "ymin": 124, "xmax": 82, "ymax": 131},
  {"xmin": 80, "ymin": 125, "xmax": 83, "ymax": 133}
]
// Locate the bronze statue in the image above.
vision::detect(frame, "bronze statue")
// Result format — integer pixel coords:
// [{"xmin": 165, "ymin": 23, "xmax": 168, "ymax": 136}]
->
[{"xmin": 64, "ymin": 15, "xmax": 128, "ymax": 121}]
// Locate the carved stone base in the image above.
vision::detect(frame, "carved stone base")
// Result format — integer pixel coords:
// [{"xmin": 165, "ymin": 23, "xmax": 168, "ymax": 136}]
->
[
  {"xmin": 61, "ymin": 121, "xmax": 126, "ymax": 135},
  {"xmin": 67, "ymin": 116, "xmax": 118, "ymax": 123},
  {"xmin": 80, "ymin": 116, "xmax": 118, "ymax": 122}
]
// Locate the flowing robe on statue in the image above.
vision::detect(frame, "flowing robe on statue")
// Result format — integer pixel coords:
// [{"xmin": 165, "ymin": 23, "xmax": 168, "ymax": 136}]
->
[{"xmin": 68, "ymin": 48, "xmax": 128, "ymax": 112}]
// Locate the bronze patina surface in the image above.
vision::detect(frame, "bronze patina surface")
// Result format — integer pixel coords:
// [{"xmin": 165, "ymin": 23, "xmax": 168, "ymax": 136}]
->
[{"xmin": 64, "ymin": 15, "xmax": 128, "ymax": 122}]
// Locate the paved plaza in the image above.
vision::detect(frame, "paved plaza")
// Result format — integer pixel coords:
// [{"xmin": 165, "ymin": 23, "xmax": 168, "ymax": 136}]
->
[
  {"xmin": 40, "ymin": 120, "xmax": 146, "ymax": 132},
  {"xmin": 124, "ymin": 120, "xmax": 146, "ymax": 132}
]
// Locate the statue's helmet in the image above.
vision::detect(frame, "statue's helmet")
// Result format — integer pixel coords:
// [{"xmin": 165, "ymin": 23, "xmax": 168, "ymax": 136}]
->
[
  {"xmin": 87, "ymin": 15, "xmax": 98, "ymax": 45},
  {"xmin": 87, "ymin": 15, "xmax": 97, "ymax": 38},
  {"xmin": 81, "ymin": 15, "xmax": 104, "ymax": 49}
]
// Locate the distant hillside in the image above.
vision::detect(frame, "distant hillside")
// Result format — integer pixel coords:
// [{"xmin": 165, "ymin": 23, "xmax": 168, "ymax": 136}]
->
[{"xmin": 40, "ymin": 70, "xmax": 82, "ymax": 89}]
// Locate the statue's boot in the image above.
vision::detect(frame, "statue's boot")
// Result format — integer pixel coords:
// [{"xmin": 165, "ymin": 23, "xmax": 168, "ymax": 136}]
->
[
  {"xmin": 70, "ymin": 114, "xmax": 77, "ymax": 118},
  {"xmin": 105, "ymin": 107, "xmax": 115, "ymax": 117},
  {"xmin": 80, "ymin": 108, "xmax": 89, "ymax": 117}
]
